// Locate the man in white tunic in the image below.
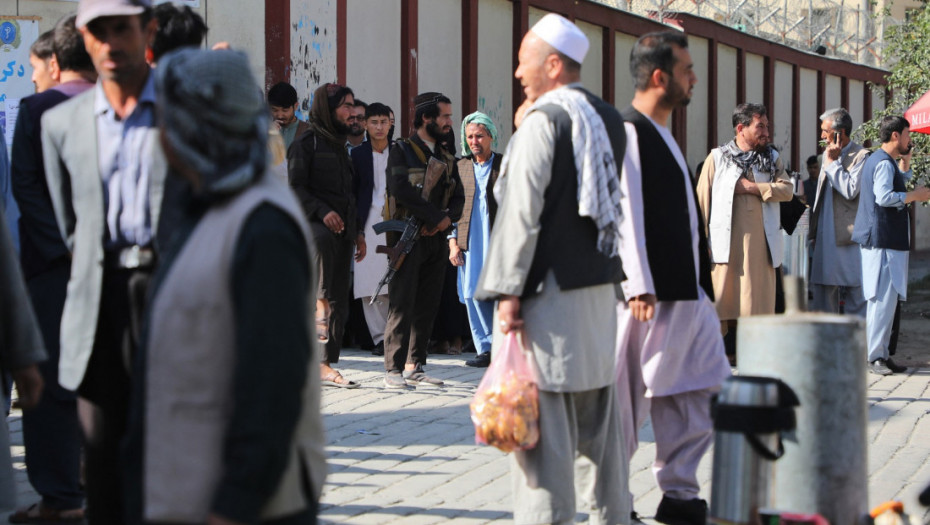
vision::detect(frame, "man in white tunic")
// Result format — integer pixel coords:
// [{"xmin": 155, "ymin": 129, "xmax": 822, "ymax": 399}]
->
[
  {"xmin": 350, "ymin": 103, "xmax": 394, "ymax": 356},
  {"xmin": 851, "ymin": 115, "xmax": 930, "ymax": 375},
  {"xmin": 809, "ymin": 108, "xmax": 870, "ymax": 317},
  {"xmin": 476, "ymin": 13, "xmax": 629, "ymax": 525},
  {"xmin": 615, "ymin": 32, "xmax": 731, "ymax": 525}
]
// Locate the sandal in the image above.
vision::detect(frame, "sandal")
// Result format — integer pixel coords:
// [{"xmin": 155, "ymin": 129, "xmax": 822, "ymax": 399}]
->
[
  {"xmin": 321, "ymin": 371, "xmax": 360, "ymax": 389},
  {"xmin": 9, "ymin": 503, "xmax": 85, "ymax": 524},
  {"xmin": 315, "ymin": 316, "xmax": 330, "ymax": 343}
]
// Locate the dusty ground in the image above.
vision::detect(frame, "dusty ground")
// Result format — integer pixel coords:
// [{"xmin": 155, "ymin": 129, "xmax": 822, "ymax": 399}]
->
[{"xmin": 893, "ymin": 249, "xmax": 930, "ymax": 367}]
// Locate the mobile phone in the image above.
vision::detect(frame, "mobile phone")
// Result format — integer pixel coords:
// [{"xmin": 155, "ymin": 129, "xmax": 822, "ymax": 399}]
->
[{"xmin": 833, "ymin": 132, "xmax": 840, "ymax": 144}]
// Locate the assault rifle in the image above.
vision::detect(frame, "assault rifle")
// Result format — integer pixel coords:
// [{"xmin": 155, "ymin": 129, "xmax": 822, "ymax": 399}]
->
[{"xmin": 369, "ymin": 156, "xmax": 447, "ymax": 304}]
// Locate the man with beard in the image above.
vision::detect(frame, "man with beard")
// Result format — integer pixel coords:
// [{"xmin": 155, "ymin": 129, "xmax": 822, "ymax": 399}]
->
[
  {"xmin": 615, "ymin": 32, "xmax": 731, "ymax": 525},
  {"xmin": 852, "ymin": 116, "xmax": 930, "ymax": 375},
  {"xmin": 382, "ymin": 92, "xmax": 464, "ymax": 388},
  {"xmin": 346, "ymin": 99, "xmax": 367, "ymax": 153},
  {"xmin": 288, "ymin": 83, "xmax": 365, "ymax": 389},
  {"xmin": 696, "ymin": 104, "xmax": 793, "ymax": 360},
  {"xmin": 477, "ymin": 14, "xmax": 628, "ymax": 523},
  {"xmin": 268, "ymin": 82, "xmax": 309, "ymax": 150}
]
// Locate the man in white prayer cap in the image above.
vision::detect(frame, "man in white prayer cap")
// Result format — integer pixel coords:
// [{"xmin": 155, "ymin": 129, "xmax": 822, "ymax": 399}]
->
[{"xmin": 476, "ymin": 12, "xmax": 630, "ymax": 525}]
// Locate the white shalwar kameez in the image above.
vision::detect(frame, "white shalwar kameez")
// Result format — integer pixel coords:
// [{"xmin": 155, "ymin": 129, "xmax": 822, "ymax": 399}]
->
[{"xmin": 614, "ymin": 119, "xmax": 731, "ymax": 503}]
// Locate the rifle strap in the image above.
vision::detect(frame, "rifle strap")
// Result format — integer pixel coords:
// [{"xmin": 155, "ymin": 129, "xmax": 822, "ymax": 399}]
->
[{"xmin": 402, "ymin": 139, "xmax": 428, "ymax": 166}]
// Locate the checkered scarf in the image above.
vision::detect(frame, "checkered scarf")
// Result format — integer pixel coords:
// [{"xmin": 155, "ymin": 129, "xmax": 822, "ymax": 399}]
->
[{"xmin": 502, "ymin": 86, "xmax": 622, "ymax": 257}]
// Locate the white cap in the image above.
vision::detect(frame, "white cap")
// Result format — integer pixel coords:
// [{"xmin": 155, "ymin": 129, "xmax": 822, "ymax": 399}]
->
[{"xmin": 530, "ymin": 13, "xmax": 589, "ymax": 64}]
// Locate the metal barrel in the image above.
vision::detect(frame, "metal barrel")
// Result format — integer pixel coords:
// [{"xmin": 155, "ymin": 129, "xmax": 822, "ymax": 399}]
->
[
  {"xmin": 710, "ymin": 376, "xmax": 799, "ymax": 525},
  {"xmin": 736, "ymin": 313, "xmax": 867, "ymax": 525}
]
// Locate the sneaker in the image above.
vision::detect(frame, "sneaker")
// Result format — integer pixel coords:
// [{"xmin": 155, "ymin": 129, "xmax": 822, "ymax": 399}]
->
[
  {"xmin": 371, "ymin": 341, "xmax": 384, "ymax": 356},
  {"xmin": 402, "ymin": 367, "xmax": 444, "ymax": 386},
  {"xmin": 886, "ymin": 357, "xmax": 908, "ymax": 374},
  {"xmin": 654, "ymin": 496, "xmax": 707, "ymax": 525},
  {"xmin": 465, "ymin": 352, "xmax": 491, "ymax": 368},
  {"xmin": 869, "ymin": 359, "xmax": 893, "ymax": 376},
  {"xmin": 384, "ymin": 371, "xmax": 408, "ymax": 389}
]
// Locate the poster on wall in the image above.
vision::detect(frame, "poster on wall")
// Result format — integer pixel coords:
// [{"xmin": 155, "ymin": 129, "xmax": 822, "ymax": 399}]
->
[{"xmin": 0, "ymin": 18, "xmax": 39, "ymax": 152}]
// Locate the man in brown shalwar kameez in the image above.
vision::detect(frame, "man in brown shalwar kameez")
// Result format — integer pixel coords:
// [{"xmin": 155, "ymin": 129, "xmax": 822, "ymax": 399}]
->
[{"xmin": 696, "ymin": 103, "xmax": 793, "ymax": 360}]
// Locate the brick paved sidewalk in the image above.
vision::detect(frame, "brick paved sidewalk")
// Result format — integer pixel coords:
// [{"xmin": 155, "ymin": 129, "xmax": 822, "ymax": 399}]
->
[{"xmin": 5, "ymin": 333, "xmax": 930, "ymax": 523}]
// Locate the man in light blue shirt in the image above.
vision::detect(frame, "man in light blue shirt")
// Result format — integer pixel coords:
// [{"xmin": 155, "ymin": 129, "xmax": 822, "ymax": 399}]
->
[
  {"xmin": 851, "ymin": 115, "xmax": 930, "ymax": 375},
  {"xmin": 449, "ymin": 112, "xmax": 501, "ymax": 368}
]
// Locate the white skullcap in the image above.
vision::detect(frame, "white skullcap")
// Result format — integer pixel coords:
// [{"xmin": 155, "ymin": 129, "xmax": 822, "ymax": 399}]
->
[{"xmin": 530, "ymin": 13, "xmax": 589, "ymax": 64}]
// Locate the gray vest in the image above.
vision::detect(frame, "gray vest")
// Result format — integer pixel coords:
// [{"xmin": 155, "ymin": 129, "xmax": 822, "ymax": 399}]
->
[
  {"xmin": 144, "ymin": 174, "xmax": 326, "ymax": 522},
  {"xmin": 810, "ymin": 143, "xmax": 869, "ymax": 246}
]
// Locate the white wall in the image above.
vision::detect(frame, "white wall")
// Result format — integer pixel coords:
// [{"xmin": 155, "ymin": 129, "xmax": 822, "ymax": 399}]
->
[
  {"xmin": 686, "ymin": 36, "xmax": 709, "ymax": 169},
  {"xmin": 716, "ymin": 44, "xmax": 738, "ymax": 144},
  {"xmin": 477, "ymin": 0, "xmax": 513, "ymax": 146},
  {"xmin": 346, "ymin": 0, "xmax": 401, "ymax": 121},
  {"xmin": 577, "ymin": 19, "xmax": 602, "ymax": 98},
  {"xmin": 799, "ymin": 68, "xmax": 819, "ymax": 163},
  {"xmin": 290, "ymin": 0, "xmax": 338, "ymax": 120},
  {"xmin": 824, "ymin": 73, "xmax": 841, "ymax": 110},
  {"xmin": 745, "ymin": 52, "xmax": 764, "ymax": 104},
  {"xmin": 772, "ymin": 60, "xmax": 793, "ymax": 166},
  {"xmin": 418, "ymin": 0, "xmax": 462, "ymax": 137},
  {"xmin": 614, "ymin": 32, "xmax": 637, "ymax": 109},
  {"xmin": 848, "ymin": 79, "xmax": 865, "ymax": 131}
]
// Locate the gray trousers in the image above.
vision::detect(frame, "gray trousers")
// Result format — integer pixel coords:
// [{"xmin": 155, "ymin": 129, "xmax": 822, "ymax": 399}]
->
[
  {"xmin": 810, "ymin": 283, "xmax": 866, "ymax": 317},
  {"xmin": 511, "ymin": 385, "xmax": 630, "ymax": 525}
]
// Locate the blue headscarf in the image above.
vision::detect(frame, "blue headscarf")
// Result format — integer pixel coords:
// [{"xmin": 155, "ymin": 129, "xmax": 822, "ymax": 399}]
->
[{"xmin": 460, "ymin": 111, "xmax": 499, "ymax": 157}]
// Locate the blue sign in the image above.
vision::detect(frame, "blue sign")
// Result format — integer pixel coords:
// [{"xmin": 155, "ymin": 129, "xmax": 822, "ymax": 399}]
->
[{"xmin": 0, "ymin": 22, "xmax": 15, "ymax": 45}]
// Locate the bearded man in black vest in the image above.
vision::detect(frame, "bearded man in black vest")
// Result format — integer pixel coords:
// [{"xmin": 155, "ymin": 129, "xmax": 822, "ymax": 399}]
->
[
  {"xmin": 477, "ymin": 13, "xmax": 629, "ymax": 525},
  {"xmin": 614, "ymin": 32, "xmax": 731, "ymax": 525}
]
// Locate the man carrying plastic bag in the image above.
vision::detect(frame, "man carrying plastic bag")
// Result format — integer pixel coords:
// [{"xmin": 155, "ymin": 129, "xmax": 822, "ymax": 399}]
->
[{"xmin": 474, "ymin": 13, "xmax": 630, "ymax": 525}]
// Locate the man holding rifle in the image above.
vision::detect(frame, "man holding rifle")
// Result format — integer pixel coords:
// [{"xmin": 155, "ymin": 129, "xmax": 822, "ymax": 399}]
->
[{"xmin": 381, "ymin": 92, "xmax": 464, "ymax": 389}]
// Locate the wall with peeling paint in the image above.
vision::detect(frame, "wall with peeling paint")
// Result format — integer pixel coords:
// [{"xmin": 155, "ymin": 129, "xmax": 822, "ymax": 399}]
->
[
  {"xmin": 290, "ymin": 0, "xmax": 338, "ymax": 122},
  {"xmin": 477, "ymin": 0, "xmax": 513, "ymax": 146},
  {"xmin": 346, "ymin": 0, "xmax": 401, "ymax": 123}
]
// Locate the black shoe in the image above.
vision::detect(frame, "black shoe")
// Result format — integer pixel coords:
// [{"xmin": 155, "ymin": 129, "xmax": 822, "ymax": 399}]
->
[
  {"xmin": 371, "ymin": 341, "xmax": 384, "ymax": 356},
  {"xmin": 465, "ymin": 352, "xmax": 491, "ymax": 368},
  {"xmin": 869, "ymin": 359, "xmax": 893, "ymax": 376},
  {"xmin": 886, "ymin": 357, "xmax": 907, "ymax": 374},
  {"xmin": 631, "ymin": 511, "xmax": 648, "ymax": 525},
  {"xmin": 654, "ymin": 496, "xmax": 707, "ymax": 525}
]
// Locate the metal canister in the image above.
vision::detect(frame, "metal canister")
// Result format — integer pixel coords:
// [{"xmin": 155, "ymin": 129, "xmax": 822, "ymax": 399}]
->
[{"xmin": 710, "ymin": 376, "xmax": 799, "ymax": 525}]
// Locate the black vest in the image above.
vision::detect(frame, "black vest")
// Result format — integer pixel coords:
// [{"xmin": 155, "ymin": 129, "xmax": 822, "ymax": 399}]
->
[
  {"xmin": 522, "ymin": 87, "xmax": 625, "ymax": 298},
  {"xmin": 621, "ymin": 107, "xmax": 714, "ymax": 301}
]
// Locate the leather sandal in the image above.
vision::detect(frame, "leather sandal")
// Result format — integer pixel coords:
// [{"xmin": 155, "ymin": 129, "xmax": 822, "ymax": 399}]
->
[
  {"xmin": 321, "ymin": 371, "xmax": 360, "ymax": 389},
  {"xmin": 9, "ymin": 503, "xmax": 85, "ymax": 524}
]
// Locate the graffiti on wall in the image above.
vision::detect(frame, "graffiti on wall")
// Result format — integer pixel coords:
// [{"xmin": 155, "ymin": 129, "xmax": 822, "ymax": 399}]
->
[{"xmin": 290, "ymin": 0, "xmax": 337, "ymax": 122}]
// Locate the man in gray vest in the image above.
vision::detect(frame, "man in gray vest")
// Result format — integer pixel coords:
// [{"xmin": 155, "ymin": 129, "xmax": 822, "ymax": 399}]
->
[
  {"xmin": 41, "ymin": 0, "xmax": 165, "ymax": 521},
  {"xmin": 851, "ymin": 115, "xmax": 930, "ymax": 375},
  {"xmin": 477, "ymin": 13, "xmax": 628, "ymax": 524},
  {"xmin": 809, "ymin": 108, "xmax": 870, "ymax": 317}
]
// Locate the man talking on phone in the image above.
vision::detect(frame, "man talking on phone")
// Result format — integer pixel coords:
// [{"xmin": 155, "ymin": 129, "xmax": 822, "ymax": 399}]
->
[{"xmin": 809, "ymin": 108, "xmax": 870, "ymax": 317}]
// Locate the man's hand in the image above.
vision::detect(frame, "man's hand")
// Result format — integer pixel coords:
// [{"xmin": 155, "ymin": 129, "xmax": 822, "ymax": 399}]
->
[
  {"xmin": 355, "ymin": 234, "xmax": 366, "ymax": 262},
  {"xmin": 449, "ymin": 240, "xmax": 464, "ymax": 266},
  {"xmin": 323, "ymin": 211, "xmax": 345, "ymax": 234},
  {"xmin": 422, "ymin": 216, "xmax": 452, "ymax": 237},
  {"xmin": 12, "ymin": 365, "xmax": 43, "ymax": 411},
  {"xmin": 906, "ymin": 186, "xmax": 930, "ymax": 204},
  {"xmin": 498, "ymin": 295, "xmax": 524, "ymax": 335},
  {"xmin": 824, "ymin": 141, "xmax": 842, "ymax": 163},
  {"xmin": 900, "ymin": 151, "xmax": 913, "ymax": 173},
  {"xmin": 628, "ymin": 294, "xmax": 656, "ymax": 322},
  {"xmin": 207, "ymin": 513, "xmax": 245, "ymax": 525},
  {"xmin": 734, "ymin": 177, "xmax": 761, "ymax": 196}
]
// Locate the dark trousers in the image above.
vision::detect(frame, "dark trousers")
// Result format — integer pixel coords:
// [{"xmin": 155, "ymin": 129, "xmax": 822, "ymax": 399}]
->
[
  {"xmin": 384, "ymin": 235, "xmax": 447, "ymax": 372},
  {"xmin": 78, "ymin": 267, "xmax": 149, "ymax": 525},
  {"xmin": 22, "ymin": 264, "xmax": 84, "ymax": 510},
  {"xmin": 310, "ymin": 222, "xmax": 354, "ymax": 364}
]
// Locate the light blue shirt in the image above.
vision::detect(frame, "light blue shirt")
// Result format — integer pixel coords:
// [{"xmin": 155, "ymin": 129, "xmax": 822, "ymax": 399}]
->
[
  {"xmin": 94, "ymin": 72, "xmax": 157, "ymax": 249},
  {"xmin": 458, "ymin": 154, "xmax": 493, "ymax": 301},
  {"xmin": 873, "ymin": 160, "xmax": 910, "ymax": 210}
]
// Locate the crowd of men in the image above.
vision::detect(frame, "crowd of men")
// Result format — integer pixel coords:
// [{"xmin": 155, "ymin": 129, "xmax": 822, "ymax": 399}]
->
[{"xmin": 0, "ymin": 1, "xmax": 927, "ymax": 524}]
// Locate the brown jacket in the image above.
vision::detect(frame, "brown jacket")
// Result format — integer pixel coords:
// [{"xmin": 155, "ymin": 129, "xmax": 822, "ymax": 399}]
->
[{"xmin": 455, "ymin": 153, "xmax": 501, "ymax": 251}]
